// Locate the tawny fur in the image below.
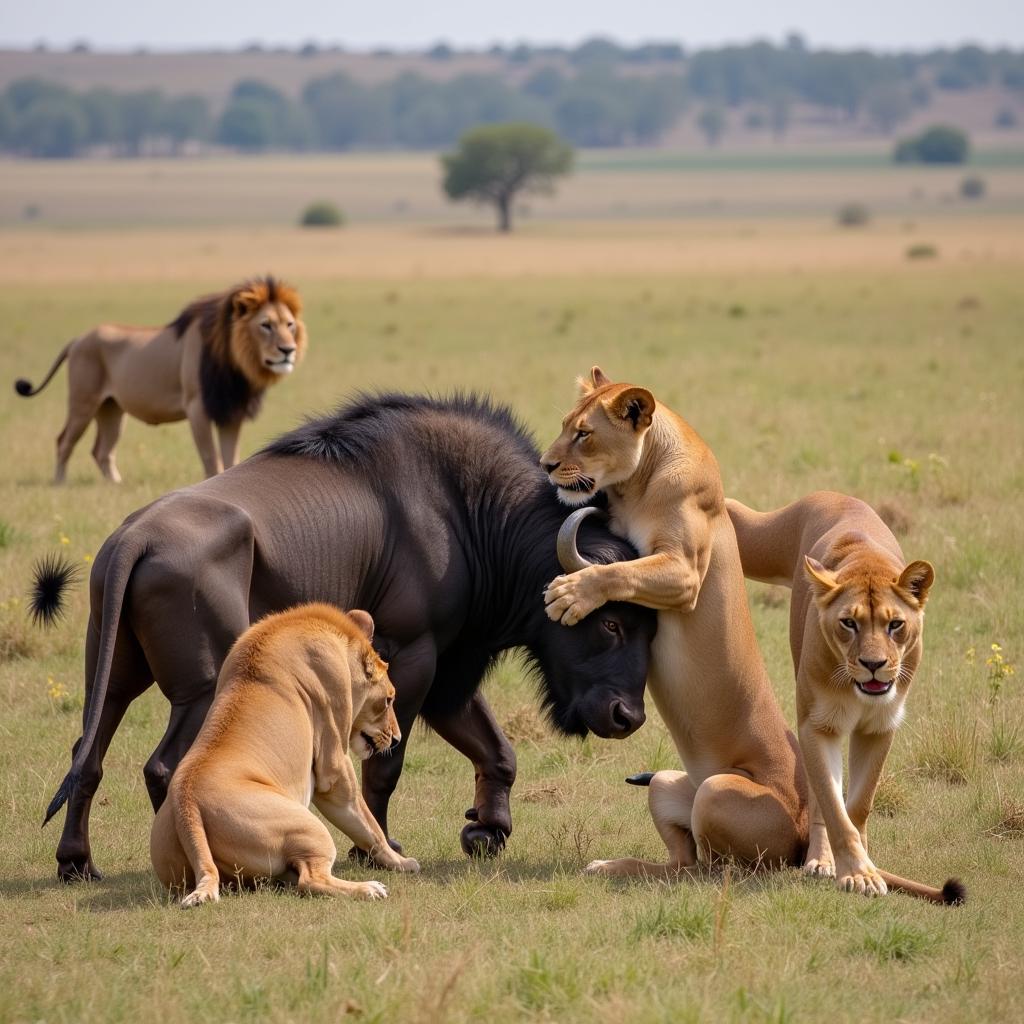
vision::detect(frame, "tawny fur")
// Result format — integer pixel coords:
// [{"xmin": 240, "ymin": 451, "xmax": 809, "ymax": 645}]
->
[
  {"xmin": 541, "ymin": 367, "xmax": 807, "ymax": 879},
  {"xmin": 728, "ymin": 492, "xmax": 960, "ymax": 904},
  {"xmin": 14, "ymin": 276, "xmax": 306, "ymax": 483},
  {"xmin": 149, "ymin": 603, "xmax": 419, "ymax": 906}
]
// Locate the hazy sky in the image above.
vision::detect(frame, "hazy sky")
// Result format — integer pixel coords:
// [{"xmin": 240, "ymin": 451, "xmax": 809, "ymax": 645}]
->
[{"xmin": 2, "ymin": 0, "xmax": 1021, "ymax": 51}]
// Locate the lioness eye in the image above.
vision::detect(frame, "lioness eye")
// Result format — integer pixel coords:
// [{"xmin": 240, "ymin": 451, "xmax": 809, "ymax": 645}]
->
[
  {"xmin": 573, "ymin": 430, "xmax": 590, "ymax": 443},
  {"xmin": 839, "ymin": 618, "xmax": 858, "ymax": 632},
  {"xmin": 888, "ymin": 619, "xmax": 905, "ymax": 634},
  {"xmin": 260, "ymin": 321, "xmax": 271, "ymax": 331}
]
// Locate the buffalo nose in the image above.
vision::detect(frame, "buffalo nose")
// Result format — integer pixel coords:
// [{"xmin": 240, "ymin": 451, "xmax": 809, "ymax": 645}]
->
[
  {"xmin": 859, "ymin": 658, "xmax": 886, "ymax": 673},
  {"xmin": 542, "ymin": 461, "xmax": 560, "ymax": 474},
  {"xmin": 609, "ymin": 699, "xmax": 645, "ymax": 737}
]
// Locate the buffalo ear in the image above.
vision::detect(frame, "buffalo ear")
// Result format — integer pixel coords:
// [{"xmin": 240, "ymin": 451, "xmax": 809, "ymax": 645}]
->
[
  {"xmin": 898, "ymin": 560, "xmax": 935, "ymax": 606},
  {"xmin": 606, "ymin": 387, "xmax": 655, "ymax": 431},
  {"xmin": 803, "ymin": 556, "xmax": 839, "ymax": 600},
  {"xmin": 347, "ymin": 609, "xmax": 375, "ymax": 640}
]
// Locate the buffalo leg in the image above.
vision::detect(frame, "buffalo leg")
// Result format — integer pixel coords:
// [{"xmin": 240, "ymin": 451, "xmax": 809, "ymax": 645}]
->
[
  {"xmin": 352, "ymin": 634, "xmax": 436, "ymax": 862},
  {"xmin": 143, "ymin": 698, "xmax": 214, "ymax": 811},
  {"xmin": 56, "ymin": 625, "xmax": 151, "ymax": 882},
  {"xmin": 422, "ymin": 692, "xmax": 516, "ymax": 857}
]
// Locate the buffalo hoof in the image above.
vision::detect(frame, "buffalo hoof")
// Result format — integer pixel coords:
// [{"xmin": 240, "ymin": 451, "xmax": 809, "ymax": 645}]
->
[
  {"xmin": 460, "ymin": 822, "xmax": 507, "ymax": 858},
  {"xmin": 57, "ymin": 857, "xmax": 103, "ymax": 883},
  {"xmin": 348, "ymin": 838, "xmax": 403, "ymax": 865}
]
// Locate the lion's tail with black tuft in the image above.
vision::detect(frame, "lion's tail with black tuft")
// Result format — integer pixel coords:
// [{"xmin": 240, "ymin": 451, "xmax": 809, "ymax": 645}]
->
[
  {"xmin": 30, "ymin": 553, "xmax": 82, "ymax": 628},
  {"xmin": 878, "ymin": 870, "xmax": 966, "ymax": 906},
  {"xmin": 15, "ymin": 341, "xmax": 73, "ymax": 397}
]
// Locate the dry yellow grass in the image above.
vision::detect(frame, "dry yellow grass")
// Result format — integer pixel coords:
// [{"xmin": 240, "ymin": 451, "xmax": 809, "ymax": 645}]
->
[{"xmin": 4, "ymin": 216, "xmax": 1024, "ymax": 284}]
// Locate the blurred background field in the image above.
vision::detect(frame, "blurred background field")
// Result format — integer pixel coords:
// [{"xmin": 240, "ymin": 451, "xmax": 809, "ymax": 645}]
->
[{"xmin": 1, "ymin": 17, "xmax": 1023, "ymax": 1024}]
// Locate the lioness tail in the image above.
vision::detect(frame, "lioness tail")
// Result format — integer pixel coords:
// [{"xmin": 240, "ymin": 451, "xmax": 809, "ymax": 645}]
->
[
  {"xmin": 878, "ymin": 870, "xmax": 966, "ymax": 906},
  {"xmin": 15, "ymin": 341, "xmax": 73, "ymax": 397}
]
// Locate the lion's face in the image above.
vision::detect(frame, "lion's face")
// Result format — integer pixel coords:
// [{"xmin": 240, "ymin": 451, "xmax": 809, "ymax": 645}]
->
[
  {"xmin": 805, "ymin": 556, "xmax": 934, "ymax": 702},
  {"xmin": 229, "ymin": 283, "xmax": 308, "ymax": 387},
  {"xmin": 540, "ymin": 367, "xmax": 655, "ymax": 505},
  {"xmin": 349, "ymin": 646, "xmax": 400, "ymax": 761}
]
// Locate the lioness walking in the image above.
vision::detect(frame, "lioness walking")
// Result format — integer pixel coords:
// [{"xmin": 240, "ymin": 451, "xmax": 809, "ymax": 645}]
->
[
  {"xmin": 14, "ymin": 275, "xmax": 306, "ymax": 482},
  {"xmin": 541, "ymin": 367, "xmax": 808, "ymax": 876},
  {"xmin": 728, "ymin": 491, "xmax": 963, "ymax": 903}
]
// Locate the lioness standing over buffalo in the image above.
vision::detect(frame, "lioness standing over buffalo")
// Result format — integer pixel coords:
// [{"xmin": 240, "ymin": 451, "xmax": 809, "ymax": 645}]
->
[{"xmin": 14, "ymin": 275, "xmax": 307, "ymax": 482}]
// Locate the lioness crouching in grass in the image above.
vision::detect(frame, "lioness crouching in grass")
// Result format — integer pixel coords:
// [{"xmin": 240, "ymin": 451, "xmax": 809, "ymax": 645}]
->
[
  {"xmin": 14, "ymin": 275, "xmax": 306, "ymax": 482},
  {"xmin": 541, "ymin": 368, "xmax": 808, "ymax": 877},
  {"xmin": 150, "ymin": 603, "xmax": 420, "ymax": 906},
  {"xmin": 728, "ymin": 491, "xmax": 964, "ymax": 905}
]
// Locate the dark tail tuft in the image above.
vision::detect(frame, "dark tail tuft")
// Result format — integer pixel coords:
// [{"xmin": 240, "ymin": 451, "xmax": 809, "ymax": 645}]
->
[
  {"xmin": 942, "ymin": 878, "xmax": 967, "ymax": 905},
  {"xmin": 42, "ymin": 770, "xmax": 78, "ymax": 827},
  {"xmin": 15, "ymin": 378, "xmax": 34, "ymax": 396},
  {"xmin": 29, "ymin": 553, "xmax": 82, "ymax": 628},
  {"xmin": 626, "ymin": 771, "xmax": 656, "ymax": 787}
]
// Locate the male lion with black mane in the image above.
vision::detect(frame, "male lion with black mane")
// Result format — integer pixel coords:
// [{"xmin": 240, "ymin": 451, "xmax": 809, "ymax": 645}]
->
[{"xmin": 14, "ymin": 276, "xmax": 306, "ymax": 482}]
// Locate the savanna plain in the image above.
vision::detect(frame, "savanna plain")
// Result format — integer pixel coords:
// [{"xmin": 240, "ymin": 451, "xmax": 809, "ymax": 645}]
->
[{"xmin": 0, "ymin": 151, "xmax": 1022, "ymax": 1023}]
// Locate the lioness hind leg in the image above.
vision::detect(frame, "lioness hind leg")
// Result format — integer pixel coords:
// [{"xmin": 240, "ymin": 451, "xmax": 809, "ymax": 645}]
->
[
  {"xmin": 295, "ymin": 858, "xmax": 388, "ymax": 901},
  {"xmin": 690, "ymin": 773, "xmax": 803, "ymax": 868},
  {"xmin": 586, "ymin": 770, "xmax": 700, "ymax": 879}
]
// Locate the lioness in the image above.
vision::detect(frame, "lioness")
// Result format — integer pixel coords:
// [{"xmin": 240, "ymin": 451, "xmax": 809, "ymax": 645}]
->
[
  {"xmin": 728, "ymin": 492, "xmax": 964, "ymax": 903},
  {"xmin": 541, "ymin": 368, "xmax": 808, "ymax": 876},
  {"xmin": 150, "ymin": 603, "xmax": 420, "ymax": 906},
  {"xmin": 14, "ymin": 275, "xmax": 306, "ymax": 482}
]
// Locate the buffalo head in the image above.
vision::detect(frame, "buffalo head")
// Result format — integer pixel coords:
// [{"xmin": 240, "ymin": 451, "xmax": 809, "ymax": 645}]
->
[{"xmin": 532, "ymin": 507, "xmax": 656, "ymax": 739}]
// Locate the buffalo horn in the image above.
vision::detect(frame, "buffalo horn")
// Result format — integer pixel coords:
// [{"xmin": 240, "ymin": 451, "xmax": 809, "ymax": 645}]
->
[{"xmin": 556, "ymin": 506, "xmax": 603, "ymax": 572}]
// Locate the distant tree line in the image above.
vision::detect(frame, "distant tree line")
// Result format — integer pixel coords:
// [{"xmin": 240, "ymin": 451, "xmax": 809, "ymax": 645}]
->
[{"xmin": 1, "ymin": 38, "xmax": 1022, "ymax": 157}]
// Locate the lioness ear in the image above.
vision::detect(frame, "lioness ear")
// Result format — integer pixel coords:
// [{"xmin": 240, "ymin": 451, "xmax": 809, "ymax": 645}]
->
[
  {"xmin": 898, "ymin": 560, "xmax": 935, "ymax": 606},
  {"xmin": 591, "ymin": 366, "xmax": 612, "ymax": 388},
  {"xmin": 803, "ymin": 556, "xmax": 839, "ymax": 598},
  {"xmin": 347, "ymin": 609, "xmax": 375, "ymax": 640},
  {"xmin": 606, "ymin": 387, "xmax": 655, "ymax": 432}
]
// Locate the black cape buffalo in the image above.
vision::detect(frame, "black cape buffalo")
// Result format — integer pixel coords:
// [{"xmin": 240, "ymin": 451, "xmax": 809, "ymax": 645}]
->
[{"xmin": 44, "ymin": 393, "xmax": 656, "ymax": 881}]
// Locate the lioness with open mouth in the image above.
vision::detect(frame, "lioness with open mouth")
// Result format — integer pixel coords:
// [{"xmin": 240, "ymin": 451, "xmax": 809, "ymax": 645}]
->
[
  {"xmin": 728, "ymin": 491, "xmax": 964, "ymax": 903},
  {"xmin": 150, "ymin": 603, "xmax": 420, "ymax": 906}
]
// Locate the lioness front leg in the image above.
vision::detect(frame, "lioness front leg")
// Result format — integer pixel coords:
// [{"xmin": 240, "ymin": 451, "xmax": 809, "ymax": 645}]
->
[
  {"xmin": 802, "ymin": 785, "xmax": 835, "ymax": 878},
  {"xmin": 314, "ymin": 765, "xmax": 420, "ymax": 874},
  {"xmin": 799, "ymin": 720, "xmax": 886, "ymax": 896},
  {"xmin": 846, "ymin": 728, "xmax": 895, "ymax": 852},
  {"xmin": 545, "ymin": 503, "xmax": 712, "ymax": 624}
]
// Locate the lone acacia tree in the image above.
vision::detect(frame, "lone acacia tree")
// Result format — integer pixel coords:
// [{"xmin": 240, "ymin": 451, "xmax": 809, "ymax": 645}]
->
[{"xmin": 442, "ymin": 122, "xmax": 573, "ymax": 232}]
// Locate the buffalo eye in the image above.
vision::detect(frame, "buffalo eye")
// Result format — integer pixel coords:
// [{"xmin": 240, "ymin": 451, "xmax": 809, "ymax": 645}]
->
[
  {"xmin": 839, "ymin": 618, "xmax": 858, "ymax": 632},
  {"xmin": 601, "ymin": 619, "xmax": 620, "ymax": 636},
  {"xmin": 888, "ymin": 619, "xmax": 905, "ymax": 635}
]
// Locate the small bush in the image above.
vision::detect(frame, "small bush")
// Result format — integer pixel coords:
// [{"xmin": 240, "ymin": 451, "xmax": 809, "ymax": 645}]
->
[
  {"xmin": 994, "ymin": 108, "xmax": 1017, "ymax": 130},
  {"xmin": 906, "ymin": 243, "xmax": 938, "ymax": 260},
  {"xmin": 299, "ymin": 201, "xmax": 344, "ymax": 227},
  {"xmin": 893, "ymin": 124, "xmax": 970, "ymax": 164},
  {"xmin": 960, "ymin": 175, "xmax": 986, "ymax": 199},
  {"xmin": 837, "ymin": 202, "xmax": 870, "ymax": 227}
]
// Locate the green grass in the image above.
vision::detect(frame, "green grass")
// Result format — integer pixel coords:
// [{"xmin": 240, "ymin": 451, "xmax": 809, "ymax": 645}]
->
[{"xmin": 0, "ymin": 222, "xmax": 1022, "ymax": 1023}]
